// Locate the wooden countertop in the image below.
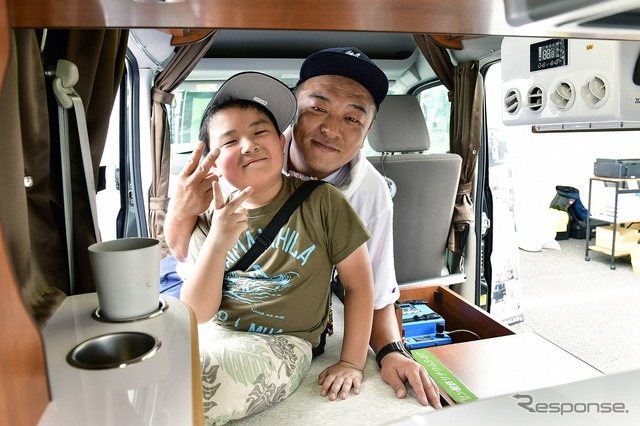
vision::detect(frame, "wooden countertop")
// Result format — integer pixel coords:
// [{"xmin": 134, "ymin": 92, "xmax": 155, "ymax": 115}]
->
[{"xmin": 426, "ymin": 332, "xmax": 603, "ymax": 404}]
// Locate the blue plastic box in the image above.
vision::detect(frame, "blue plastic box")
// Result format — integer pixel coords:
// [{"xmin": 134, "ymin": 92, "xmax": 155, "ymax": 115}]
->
[{"xmin": 399, "ymin": 300, "xmax": 452, "ymax": 349}]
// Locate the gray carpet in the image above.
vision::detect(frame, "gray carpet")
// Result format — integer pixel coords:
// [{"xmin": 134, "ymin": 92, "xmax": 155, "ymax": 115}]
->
[{"xmin": 512, "ymin": 237, "xmax": 640, "ymax": 375}]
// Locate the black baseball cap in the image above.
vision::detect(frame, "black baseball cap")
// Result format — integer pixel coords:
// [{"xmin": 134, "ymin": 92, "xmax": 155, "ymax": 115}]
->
[
  {"xmin": 213, "ymin": 71, "xmax": 296, "ymax": 133},
  {"xmin": 298, "ymin": 47, "xmax": 389, "ymax": 107}
]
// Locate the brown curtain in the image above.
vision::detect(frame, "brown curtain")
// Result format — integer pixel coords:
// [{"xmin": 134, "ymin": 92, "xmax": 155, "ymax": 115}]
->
[
  {"xmin": 148, "ymin": 30, "xmax": 219, "ymax": 258},
  {"xmin": 0, "ymin": 29, "xmax": 128, "ymax": 323},
  {"xmin": 0, "ymin": 30, "xmax": 65, "ymax": 325},
  {"xmin": 450, "ymin": 62, "xmax": 483, "ymax": 252},
  {"xmin": 413, "ymin": 34, "xmax": 484, "ymax": 253},
  {"xmin": 414, "ymin": 33, "xmax": 455, "ymax": 92}
]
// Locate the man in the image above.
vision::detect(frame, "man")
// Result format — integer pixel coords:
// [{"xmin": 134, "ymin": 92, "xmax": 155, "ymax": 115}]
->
[{"xmin": 164, "ymin": 47, "xmax": 442, "ymax": 409}]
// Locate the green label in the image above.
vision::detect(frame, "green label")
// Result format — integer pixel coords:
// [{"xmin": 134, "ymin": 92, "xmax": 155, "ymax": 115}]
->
[{"xmin": 411, "ymin": 349, "xmax": 478, "ymax": 404}]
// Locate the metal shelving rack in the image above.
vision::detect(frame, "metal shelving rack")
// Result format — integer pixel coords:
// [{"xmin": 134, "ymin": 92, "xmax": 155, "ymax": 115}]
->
[{"xmin": 584, "ymin": 176, "xmax": 640, "ymax": 270}]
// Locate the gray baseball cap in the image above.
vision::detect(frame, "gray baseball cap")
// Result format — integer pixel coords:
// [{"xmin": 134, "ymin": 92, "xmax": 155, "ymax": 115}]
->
[{"xmin": 213, "ymin": 71, "xmax": 296, "ymax": 133}]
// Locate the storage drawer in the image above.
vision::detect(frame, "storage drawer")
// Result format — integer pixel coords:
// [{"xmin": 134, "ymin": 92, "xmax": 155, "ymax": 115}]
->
[{"xmin": 399, "ymin": 285, "xmax": 514, "ymax": 343}]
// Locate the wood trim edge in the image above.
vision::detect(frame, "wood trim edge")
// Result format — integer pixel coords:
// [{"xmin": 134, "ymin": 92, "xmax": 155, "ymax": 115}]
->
[{"xmin": 187, "ymin": 304, "xmax": 204, "ymax": 426}]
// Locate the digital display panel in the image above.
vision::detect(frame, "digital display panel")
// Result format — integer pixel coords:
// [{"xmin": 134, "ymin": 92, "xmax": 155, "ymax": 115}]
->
[{"xmin": 529, "ymin": 38, "xmax": 568, "ymax": 72}]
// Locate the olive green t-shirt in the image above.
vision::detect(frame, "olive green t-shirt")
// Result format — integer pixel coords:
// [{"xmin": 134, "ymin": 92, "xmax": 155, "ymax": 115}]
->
[{"xmin": 189, "ymin": 176, "xmax": 371, "ymax": 346}]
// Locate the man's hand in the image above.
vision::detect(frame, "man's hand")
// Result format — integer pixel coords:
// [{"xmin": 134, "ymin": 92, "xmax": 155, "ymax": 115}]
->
[
  {"xmin": 174, "ymin": 142, "xmax": 219, "ymax": 219},
  {"xmin": 165, "ymin": 142, "xmax": 219, "ymax": 261},
  {"xmin": 379, "ymin": 352, "xmax": 443, "ymax": 409},
  {"xmin": 318, "ymin": 361, "xmax": 364, "ymax": 401}
]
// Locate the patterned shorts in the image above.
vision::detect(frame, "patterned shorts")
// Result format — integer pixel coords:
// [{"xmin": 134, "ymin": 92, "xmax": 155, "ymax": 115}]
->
[{"xmin": 197, "ymin": 323, "xmax": 312, "ymax": 425}]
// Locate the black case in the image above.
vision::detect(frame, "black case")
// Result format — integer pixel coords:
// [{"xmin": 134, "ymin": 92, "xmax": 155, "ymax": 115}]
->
[{"xmin": 594, "ymin": 159, "xmax": 640, "ymax": 179}]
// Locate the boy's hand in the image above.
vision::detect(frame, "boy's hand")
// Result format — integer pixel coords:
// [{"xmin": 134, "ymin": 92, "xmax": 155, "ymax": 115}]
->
[
  {"xmin": 317, "ymin": 361, "xmax": 364, "ymax": 401},
  {"xmin": 208, "ymin": 180, "xmax": 253, "ymax": 252}
]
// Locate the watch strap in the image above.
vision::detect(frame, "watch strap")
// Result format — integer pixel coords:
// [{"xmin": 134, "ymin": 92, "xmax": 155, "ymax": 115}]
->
[{"xmin": 375, "ymin": 341, "xmax": 414, "ymax": 368}]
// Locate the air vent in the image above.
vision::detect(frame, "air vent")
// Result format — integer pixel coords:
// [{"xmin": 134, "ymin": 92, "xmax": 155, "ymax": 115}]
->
[
  {"xmin": 502, "ymin": 38, "xmax": 640, "ymax": 129},
  {"xmin": 581, "ymin": 75, "xmax": 608, "ymax": 108},
  {"xmin": 504, "ymin": 88, "xmax": 521, "ymax": 115},
  {"xmin": 527, "ymin": 86, "xmax": 544, "ymax": 111},
  {"xmin": 549, "ymin": 80, "xmax": 575, "ymax": 110}
]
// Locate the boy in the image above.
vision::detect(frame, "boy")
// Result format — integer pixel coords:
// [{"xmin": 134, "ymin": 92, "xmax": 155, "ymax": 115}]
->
[{"xmin": 180, "ymin": 72, "xmax": 374, "ymax": 424}]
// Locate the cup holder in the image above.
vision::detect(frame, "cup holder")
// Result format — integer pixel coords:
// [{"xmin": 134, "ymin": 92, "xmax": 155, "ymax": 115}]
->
[
  {"xmin": 92, "ymin": 298, "xmax": 168, "ymax": 323},
  {"xmin": 67, "ymin": 332, "xmax": 161, "ymax": 370}
]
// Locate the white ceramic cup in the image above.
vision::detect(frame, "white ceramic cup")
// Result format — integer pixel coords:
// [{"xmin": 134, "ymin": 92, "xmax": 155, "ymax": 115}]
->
[{"xmin": 88, "ymin": 237, "xmax": 161, "ymax": 320}]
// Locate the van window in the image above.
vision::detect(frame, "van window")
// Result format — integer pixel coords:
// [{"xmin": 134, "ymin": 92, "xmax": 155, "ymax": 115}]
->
[
  {"xmin": 363, "ymin": 85, "xmax": 451, "ymax": 156},
  {"xmin": 171, "ymin": 89, "xmax": 215, "ymax": 148},
  {"xmin": 168, "ymin": 84, "xmax": 217, "ymax": 195},
  {"xmin": 415, "ymin": 84, "xmax": 451, "ymax": 154}
]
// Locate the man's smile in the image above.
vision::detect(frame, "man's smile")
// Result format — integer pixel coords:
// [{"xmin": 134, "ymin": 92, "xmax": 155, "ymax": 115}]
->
[{"xmin": 312, "ymin": 139, "xmax": 340, "ymax": 153}]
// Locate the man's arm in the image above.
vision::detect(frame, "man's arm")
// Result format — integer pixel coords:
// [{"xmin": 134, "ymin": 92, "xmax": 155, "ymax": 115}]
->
[
  {"xmin": 358, "ymin": 168, "xmax": 442, "ymax": 409},
  {"xmin": 165, "ymin": 143, "xmax": 218, "ymax": 261},
  {"xmin": 370, "ymin": 304, "xmax": 443, "ymax": 409}
]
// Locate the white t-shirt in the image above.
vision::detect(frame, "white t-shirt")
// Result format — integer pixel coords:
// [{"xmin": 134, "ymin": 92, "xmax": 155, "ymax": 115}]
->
[{"xmin": 285, "ymin": 138, "xmax": 399, "ymax": 309}]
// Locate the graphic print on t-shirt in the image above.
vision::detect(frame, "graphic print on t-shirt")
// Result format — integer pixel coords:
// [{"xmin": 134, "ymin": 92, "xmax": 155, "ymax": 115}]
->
[
  {"xmin": 224, "ymin": 227, "xmax": 316, "ymax": 270},
  {"xmin": 222, "ymin": 265, "xmax": 299, "ymax": 305}
]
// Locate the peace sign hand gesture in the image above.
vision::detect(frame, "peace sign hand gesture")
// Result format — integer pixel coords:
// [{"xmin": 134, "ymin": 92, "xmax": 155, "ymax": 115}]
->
[{"xmin": 207, "ymin": 180, "xmax": 254, "ymax": 253}]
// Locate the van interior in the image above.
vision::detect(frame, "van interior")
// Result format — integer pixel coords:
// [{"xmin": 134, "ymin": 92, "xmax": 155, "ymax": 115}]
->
[{"xmin": 2, "ymin": 0, "xmax": 640, "ymax": 424}]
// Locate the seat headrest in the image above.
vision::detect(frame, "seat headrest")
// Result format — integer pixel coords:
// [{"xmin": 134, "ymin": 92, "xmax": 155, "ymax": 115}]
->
[{"xmin": 367, "ymin": 94, "xmax": 431, "ymax": 153}]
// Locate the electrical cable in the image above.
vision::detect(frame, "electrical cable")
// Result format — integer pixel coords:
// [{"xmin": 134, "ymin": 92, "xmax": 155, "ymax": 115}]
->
[{"xmin": 440, "ymin": 329, "xmax": 481, "ymax": 340}]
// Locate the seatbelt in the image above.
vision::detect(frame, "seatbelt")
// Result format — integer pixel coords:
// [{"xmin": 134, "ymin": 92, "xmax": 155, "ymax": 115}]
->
[
  {"xmin": 228, "ymin": 180, "xmax": 325, "ymax": 272},
  {"xmin": 51, "ymin": 59, "xmax": 102, "ymax": 294}
]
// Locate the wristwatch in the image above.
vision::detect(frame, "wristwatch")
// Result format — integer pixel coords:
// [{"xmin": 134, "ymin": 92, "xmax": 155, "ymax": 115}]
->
[{"xmin": 375, "ymin": 341, "xmax": 414, "ymax": 368}]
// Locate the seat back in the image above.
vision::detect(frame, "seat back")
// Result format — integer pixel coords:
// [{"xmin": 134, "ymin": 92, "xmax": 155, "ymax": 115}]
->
[{"xmin": 367, "ymin": 95, "xmax": 462, "ymax": 286}]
